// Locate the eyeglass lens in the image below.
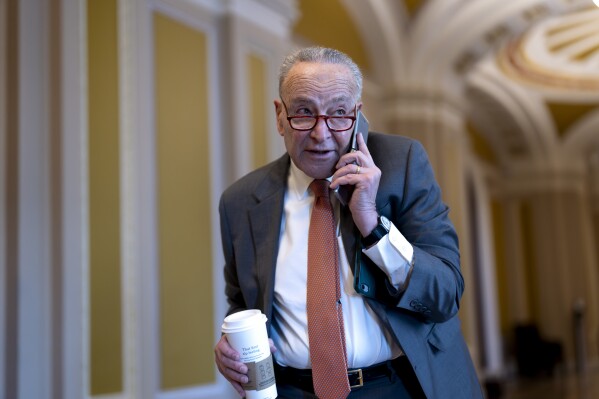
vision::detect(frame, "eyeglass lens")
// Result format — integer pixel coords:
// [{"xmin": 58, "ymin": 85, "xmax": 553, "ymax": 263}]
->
[{"xmin": 290, "ymin": 116, "xmax": 354, "ymax": 131}]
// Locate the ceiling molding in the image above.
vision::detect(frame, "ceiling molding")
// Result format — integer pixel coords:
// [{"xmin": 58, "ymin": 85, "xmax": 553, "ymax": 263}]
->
[
  {"xmin": 293, "ymin": 0, "xmax": 599, "ymax": 165},
  {"xmin": 546, "ymin": 101, "xmax": 598, "ymax": 138},
  {"xmin": 562, "ymin": 109, "xmax": 599, "ymax": 156},
  {"xmin": 340, "ymin": 0, "xmax": 406, "ymax": 84}
]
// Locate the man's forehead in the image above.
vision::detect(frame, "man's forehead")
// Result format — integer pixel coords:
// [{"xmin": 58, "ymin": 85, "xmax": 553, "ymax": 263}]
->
[
  {"xmin": 287, "ymin": 95, "xmax": 353, "ymax": 105},
  {"xmin": 282, "ymin": 63, "xmax": 356, "ymax": 102},
  {"xmin": 284, "ymin": 62, "xmax": 354, "ymax": 86}
]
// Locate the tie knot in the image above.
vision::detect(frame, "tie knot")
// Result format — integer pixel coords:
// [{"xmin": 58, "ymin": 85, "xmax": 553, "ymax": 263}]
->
[{"xmin": 310, "ymin": 179, "xmax": 330, "ymax": 199}]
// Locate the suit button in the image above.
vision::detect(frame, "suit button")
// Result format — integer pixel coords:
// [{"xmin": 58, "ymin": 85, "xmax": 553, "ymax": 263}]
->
[{"xmin": 410, "ymin": 300, "xmax": 431, "ymax": 314}]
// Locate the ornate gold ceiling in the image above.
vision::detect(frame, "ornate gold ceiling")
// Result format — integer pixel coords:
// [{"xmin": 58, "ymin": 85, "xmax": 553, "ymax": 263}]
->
[
  {"xmin": 496, "ymin": 7, "xmax": 599, "ymax": 141},
  {"xmin": 292, "ymin": 0, "xmax": 599, "ymax": 158},
  {"xmin": 499, "ymin": 7, "xmax": 599, "ymax": 92}
]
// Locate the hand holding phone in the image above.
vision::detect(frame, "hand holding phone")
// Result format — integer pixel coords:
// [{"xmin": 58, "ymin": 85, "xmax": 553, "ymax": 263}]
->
[{"xmin": 334, "ymin": 110, "xmax": 369, "ymax": 205}]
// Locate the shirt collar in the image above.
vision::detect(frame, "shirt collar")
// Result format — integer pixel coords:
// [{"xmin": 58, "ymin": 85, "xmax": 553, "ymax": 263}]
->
[{"xmin": 288, "ymin": 160, "xmax": 332, "ymax": 200}]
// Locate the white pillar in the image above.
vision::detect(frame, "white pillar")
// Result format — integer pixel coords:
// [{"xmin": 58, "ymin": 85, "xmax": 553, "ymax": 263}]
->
[
  {"xmin": 61, "ymin": 0, "xmax": 88, "ymax": 398},
  {"xmin": 469, "ymin": 164, "xmax": 504, "ymax": 377},
  {"xmin": 17, "ymin": 0, "xmax": 53, "ymax": 398}
]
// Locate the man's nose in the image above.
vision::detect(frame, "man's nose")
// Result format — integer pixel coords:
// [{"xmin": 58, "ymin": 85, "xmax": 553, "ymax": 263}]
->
[{"xmin": 310, "ymin": 117, "xmax": 331, "ymax": 140}]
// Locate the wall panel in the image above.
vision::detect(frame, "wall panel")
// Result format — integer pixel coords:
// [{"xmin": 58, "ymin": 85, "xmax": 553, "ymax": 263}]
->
[
  {"xmin": 154, "ymin": 11, "xmax": 214, "ymax": 390},
  {"xmin": 87, "ymin": 0, "xmax": 123, "ymax": 394},
  {"xmin": 247, "ymin": 53, "xmax": 268, "ymax": 168}
]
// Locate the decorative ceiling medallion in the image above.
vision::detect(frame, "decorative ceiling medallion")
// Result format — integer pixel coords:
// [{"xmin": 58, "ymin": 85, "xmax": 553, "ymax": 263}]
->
[{"xmin": 498, "ymin": 8, "xmax": 599, "ymax": 92}]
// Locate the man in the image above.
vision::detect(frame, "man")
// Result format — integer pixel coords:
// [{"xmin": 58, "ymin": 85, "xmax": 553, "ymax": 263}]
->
[{"xmin": 214, "ymin": 47, "xmax": 483, "ymax": 399}]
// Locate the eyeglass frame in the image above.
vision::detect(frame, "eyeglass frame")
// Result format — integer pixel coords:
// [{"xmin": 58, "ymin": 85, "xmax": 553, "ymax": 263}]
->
[{"xmin": 280, "ymin": 99, "xmax": 357, "ymax": 132}]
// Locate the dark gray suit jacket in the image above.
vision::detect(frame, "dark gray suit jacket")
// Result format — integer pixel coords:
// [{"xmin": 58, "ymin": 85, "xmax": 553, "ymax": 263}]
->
[{"xmin": 219, "ymin": 132, "xmax": 483, "ymax": 398}]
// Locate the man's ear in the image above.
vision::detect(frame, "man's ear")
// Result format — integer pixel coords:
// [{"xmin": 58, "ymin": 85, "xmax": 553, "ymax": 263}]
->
[
  {"xmin": 357, "ymin": 101, "xmax": 363, "ymax": 111},
  {"xmin": 274, "ymin": 99, "xmax": 285, "ymax": 136}
]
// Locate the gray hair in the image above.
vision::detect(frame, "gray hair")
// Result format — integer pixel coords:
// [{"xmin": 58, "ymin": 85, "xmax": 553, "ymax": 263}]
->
[{"xmin": 278, "ymin": 46, "xmax": 363, "ymax": 101}]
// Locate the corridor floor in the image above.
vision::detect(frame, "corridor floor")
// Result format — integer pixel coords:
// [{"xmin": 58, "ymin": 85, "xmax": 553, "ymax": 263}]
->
[{"xmin": 501, "ymin": 367, "xmax": 599, "ymax": 399}]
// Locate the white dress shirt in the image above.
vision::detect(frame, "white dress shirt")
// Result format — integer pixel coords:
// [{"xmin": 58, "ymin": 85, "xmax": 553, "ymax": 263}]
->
[{"xmin": 271, "ymin": 161, "xmax": 414, "ymax": 369}]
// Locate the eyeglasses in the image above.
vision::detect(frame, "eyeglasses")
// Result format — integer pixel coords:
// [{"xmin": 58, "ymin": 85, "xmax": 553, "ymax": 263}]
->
[{"xmin": 281, "ymin": 100, "xmax": 356, "ymax": 132}]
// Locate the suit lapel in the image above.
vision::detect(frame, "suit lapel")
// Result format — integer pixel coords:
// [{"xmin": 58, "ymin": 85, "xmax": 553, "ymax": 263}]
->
[
  {"xmin": 340, "ymin": 206, "xmax": 358, "ymax": 274},
  {"xmin": 248, "ymin": 155, "xmax": 289, "ymax": 325}
]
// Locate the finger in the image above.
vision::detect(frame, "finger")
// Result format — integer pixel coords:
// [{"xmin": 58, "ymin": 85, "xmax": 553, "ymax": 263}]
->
[
  {"xmin": 232, "ymin": 381, "xmax": 246, "ymax": 397},
  {"xmin": 336, "ymin": 155, "xmax": 361, "ymax": 170},
  {"xmin": 214, "ymin": 337, "xmax": 249, "ymax": 398},
  {"xmin": 215, "ymin": 357, "xmax": 249, "ymax": 387},
  {"xmin": 349, "ymin": 150, "xmax": 369, "ymax": 169},
  {"xmin": 217, "ymin": 335, "xmax": 242, "ymax": 360},
  {"xmin": 216, "ymin": 349, "xmax": 248, "ymax": 374},
  {"xmin": 356, "ymin": 132, "xmax": 370, "ymax": 156},
  {"xmin": 225, "ymin": 366, "xmax": 250, "ymax": 385},
  {"xmin": 215, "ymin": 337, "xmax": 248, "ymax": 376},
  {"xmin": 219, "ymin": 356, "xmax": 248, "ymax": 374},
  {"xmin": 268, "ymin": 338, "xmax": 277, "ymax": 354}
]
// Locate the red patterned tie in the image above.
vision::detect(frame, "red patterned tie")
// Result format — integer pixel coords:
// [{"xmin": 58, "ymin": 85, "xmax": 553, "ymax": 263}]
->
[{"xmin": 307, "ymin": 179, "xmax": 350, "ymax": 399}]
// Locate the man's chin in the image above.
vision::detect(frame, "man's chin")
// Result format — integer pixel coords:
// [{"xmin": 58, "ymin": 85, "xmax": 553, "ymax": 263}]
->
[
  {"xmin": 305, "ymin": 168, "xmax": 335, "ymax": 180},
  {"xmin": 296, "ymin": 156, "xmax": 338, "ymax": 179}
]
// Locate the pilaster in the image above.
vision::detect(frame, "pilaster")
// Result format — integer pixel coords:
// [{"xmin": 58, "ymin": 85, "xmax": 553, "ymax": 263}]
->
[{"xmin": 496, "ymin": 165, "xmax": 599, "ymax": 367}]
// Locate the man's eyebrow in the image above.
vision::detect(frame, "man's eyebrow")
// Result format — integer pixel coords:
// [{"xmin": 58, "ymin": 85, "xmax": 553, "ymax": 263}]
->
[
  {"xmin": 288, "ymin": 97, "xmax": 314, "ymax": 105},
  {"xmin": 287, "ymin": 96, "xmax": 353, "ymax": 107},
  {"xmin": 330, "ymin": 95, "xmax": 352, "ymax": 104}
]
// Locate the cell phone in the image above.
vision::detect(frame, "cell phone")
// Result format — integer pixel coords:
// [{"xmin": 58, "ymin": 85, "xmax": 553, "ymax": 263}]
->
[{"xmin": 334, "ymin": 110, "xmax": 369, "ymax": 205}]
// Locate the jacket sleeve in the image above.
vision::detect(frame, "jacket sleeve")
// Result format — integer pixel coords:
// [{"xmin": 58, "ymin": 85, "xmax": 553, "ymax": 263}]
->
[{"xmin": 388, "ymin": 140, "xmax": 463, "ymax": 323}]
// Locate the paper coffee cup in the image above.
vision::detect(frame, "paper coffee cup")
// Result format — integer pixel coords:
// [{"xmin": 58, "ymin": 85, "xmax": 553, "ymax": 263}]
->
[{"xmin": 221, "ymin": 309, "xmax": 277, "ymax": 399}]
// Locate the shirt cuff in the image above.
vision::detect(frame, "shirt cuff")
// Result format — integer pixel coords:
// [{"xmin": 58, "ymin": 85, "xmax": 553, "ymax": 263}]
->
[{"xmin": 362, "ymin": 223, "xmax": 414, "ymax": 290}]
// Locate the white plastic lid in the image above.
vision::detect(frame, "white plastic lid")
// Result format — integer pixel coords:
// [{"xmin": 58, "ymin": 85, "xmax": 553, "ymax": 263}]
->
[{"xmin": 221, "ymin": 309, "xmax": 267, "ymax": 334}]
